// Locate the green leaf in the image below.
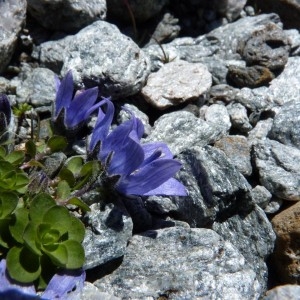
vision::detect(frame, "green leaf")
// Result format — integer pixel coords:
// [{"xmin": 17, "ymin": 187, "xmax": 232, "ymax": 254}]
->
[
  {"xmin": 0, "ymin": 219, "xmax": 12, "ymax": 248},
  {"xmin": 41, "ymin": 228, "xmax": 60, "ymax": 245},
  {"xmin": 58, "ymin": 167, "xmax": 75, "ymax": 187},
  {"xmin": 23, "ymin": 222, "xmax": 42, "ymax": 256},
  {"xmin": 47, "ymin": 136, "xmax": 68, "ymax": 153},
  {"xmin": 65, "ymin": 156, "xmax": 84, "ymax": 176},
  {"xmin": 66, "ymin": 214, "xmax": 85, "ymax": 242},
  {"xmin": 26, "ymin": 159, "xmax": 45, "ymax": 169},
  {"xmin": 25, "ymin": 140, "xmax": 37, "ymax": 158},
  {"xmin": 9, "ymin": 207, "xmax": 29, "ymax": 244},
  {"xmin": 6, "ymin": 246, "xmax": 41, "ymax": 283},
  {"xmin": 56, "ymin": 180, "xmax": 71, "ymax": 200},
  {"xmin": 15, "ymin": 173, "xmax": 29, "ymax": 193},
  {"xmin": 67, "ymin": 197, "xmax": 91, "ymax": 213},
  {"xmin": 0, "ymin": 160, "xmax": 13, "ymax": 177},
  {"xmin": 0, "ymin": 191, "xmax": 19, "ymax": 218},
  {"xmin": 0, "ymin": 146, "xmax": 6, "ymax": 158},
  {"xmin": 63, "ymin": 240, "xmax": 85, "ymax": 269},
  {"xmin": 29, "ymin": 193, "xmax": 56, "ymax": 223},
  {"xmin": 43, "ymin": 243, "xmax": 68, "ymax": 267},
  {"xmin": 42, "ymin": 206, "xmax": 71, "ymax": 233},
  {"xmin": 80, "ymin": 160, "xmax": 100, "ymax": 177},
  {"xmin": 5, "ymin": 151, "xmax": 25, "ymax": 165}
]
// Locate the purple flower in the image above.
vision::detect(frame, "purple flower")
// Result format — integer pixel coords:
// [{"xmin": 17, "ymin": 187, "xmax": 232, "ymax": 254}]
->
[
  {"xmin": 0, "ymin": 259, "xmax": 85, "ymax": 300},
  {"xmin": 90, "ymin": 103, "xmax": 187, "ymax": 196},
  {"xmin": 0, "ymin": 94, "xmax": 11, "ymax": 133},
  {"xmin": 53, "ymin": 71, "xmax": 102, "ymax": 130}
]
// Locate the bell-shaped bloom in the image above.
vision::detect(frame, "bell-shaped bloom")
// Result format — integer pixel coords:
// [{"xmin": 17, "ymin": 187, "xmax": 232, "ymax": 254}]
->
[
  {"xmin": 53, "ymin": 71, "xmax": 102, "ymax": 130},
  {"xmin": 0, "ymin": 259, "xmax": 85, "ymax": 300},
  {"xmin": 89, "ymin": 104, "xmax": 187, "ymax": 196},
  {"xmin": 0, "ymin": 94, "xmax": 11, "ymax": 134}
]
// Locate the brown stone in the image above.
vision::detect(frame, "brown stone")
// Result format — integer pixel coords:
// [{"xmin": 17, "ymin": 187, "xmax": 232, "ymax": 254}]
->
[{"xmin": 271, "ymin": 201, "xmax": 300, "ymax": 284}]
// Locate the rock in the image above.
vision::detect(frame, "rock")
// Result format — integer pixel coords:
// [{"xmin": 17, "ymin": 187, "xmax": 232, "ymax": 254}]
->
[
  {"xmin": 251, "ymin": 185, "xmax": 272, "ymax": 209},
  {"xmin": 264, "ymin": 284, "xmax": 300, "ymax": 300},
  {"xmin": 284, "ymin": 29, "xmax": 300, "ymax": 56},
  {"xmin": 209, "ymin": 84, "xmax": 238, "ymax": 104},
  {"xmin": 80, "ymin": 282, "xmax": 121, "ymax": 300},
  {"xmin": 227, "ymin": 65, "xmax": 275, "ymax": 88},
  {"xmin": 43, "ymin": 152, "xmax": 67, "ymax": 178},
  {"xmin": 271, "ymin": 201, "xmax": 300, "ymax": 284},
  {"xmin": 11, "ymin": 66, "xmax": 56, "ymax": 107},
  {"xmin": 204, "ymin": 103, "xmax": 231, "ymax": 134},
  {"xmin": 27, "ymin": 0, "xmax": 107, "ymax": 32},
  {"xmin": 214, "ymin": 135, "xmax": 252, "ymax": 176},
  {"xmin": 145, "ymin": 111, "xmax": 225, "ymax": 156},
  {"xmin": 0, "ymin": 0, "xmax": 26, "ymax": 73},
  {"xmin": 212, "ymin": 0, "xmax": 247, "ymax": 21},
  {"xmin": 94, "ymin": 227, "xmax": 261, "ymax": 299},
  {"xmin": 213, "ymin": 205, "xmax": 276, "ymax": 291},
  {"xmin": 141, "ymin": 60, "xmax": 212, "ymax": 110},
  {"xmin": 107, "ymin": 0, "xmax": 168, "ymax": 23},
  {"xmin": 237, "ymin": 23, "xmax": 291, "ymax": 71},
  {"xmin": 227, "ymin": 102, "xmax": 252, "ymax": 133},
  {"xmin": 165, "ymin": 145, "xmax": 253, "ymax": 228},
  {"xmin": 61, "ymin": 21, "xmax": 151, "ymax": 98},
  {"xmin": 268, "ymin": 100, "xmax": 300, "ymax": 149},
  {"xmin": 253, "ymin": 139, "xmax": 300, "ymax": 201},
  {"xmin": 248, "ymin": 118, "xmax": 274, "ymax": 145},
  {"xmin": 83, "ymin": 201, "xmax": 133, "ymax": 270}
]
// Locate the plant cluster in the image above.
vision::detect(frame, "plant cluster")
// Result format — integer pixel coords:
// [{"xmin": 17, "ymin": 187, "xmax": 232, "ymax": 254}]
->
[{"xmin": 0, "ymin": 71, "xmax": 186, "ymax": 297}]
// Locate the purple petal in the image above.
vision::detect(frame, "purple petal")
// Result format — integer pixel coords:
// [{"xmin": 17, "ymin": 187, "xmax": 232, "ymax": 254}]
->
[
  {"xmin": 107, "ymin": 135, "xmax": 144, "ymax": 176},
  {"xmin": 42, "ymin": 269, "xmax": 85, "ymax": 299},
  {"xmin": 142, "ymin": 178, "xmax": 187, "ymax": 196},
  {"xmin": 142, "ymin": 142, "xmax": 173, "ymax": 161},
  {"xmin": 65, "ymin": 87, "xmax": 98, "ymax": 128},
  {"xmin": 121, "ymin": 107, "xmax": 144, "ymax": 140},
  {"xmin": 0, "ymin": 259, "xmax": 36, "ymax": 296},
  {"xmin": 55, "ymin": 71, "xmax": 73, "ymax": 118},
  {"xmin": 116, "ymin": 159, "xmax": 182, "ymax": 195},
  {"xmin": 89, "ymin": 98, "xmax": 114, "ymax": 151}
]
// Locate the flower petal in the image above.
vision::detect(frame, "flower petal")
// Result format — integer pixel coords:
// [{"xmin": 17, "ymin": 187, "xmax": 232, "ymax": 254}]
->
[
  {"xmin": 142, "ymin": 142, "xmax": 173, "ymax": 162},
  {"xmin": 54, "ymin": 71, "xmax": 73, "ymax": 118},
  {"xmin": 65, "ymin": 87, "xmax": 98, "ymax": 128},
  {"xmin": 89, "ymin": 98, "xmax": 114, "ymax": 151},
  {"xmin": 42, "ymin": 269, "xmax": 85, "ymax": 299},
  {"xmin": 142, "ymin": 177, "xmax": 187, "ymax": 196},
  {"xmin": 116, "ymin": 159, "xmax": 182, "ymax": 195}
]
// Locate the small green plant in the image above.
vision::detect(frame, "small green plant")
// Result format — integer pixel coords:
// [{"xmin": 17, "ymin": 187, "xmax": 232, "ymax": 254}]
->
[{"xmin": 12, "ymin": 103, "xmax": 32, "ymax": 118}]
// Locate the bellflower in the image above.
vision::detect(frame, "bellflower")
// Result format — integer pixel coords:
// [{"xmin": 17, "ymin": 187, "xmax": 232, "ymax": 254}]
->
[
  {"xmin": 0, "ymin": 259, "xmax": 85, "ymax": 300},
  {"xmin": 89, "ymin": 102, "xmax": 187, "ymax": 196},
  {"xmin": 53, "ymin": 70, "xmax": 102, "ymax": 130},
  {"xmin": 0, "ymin": 94, "xmax": 11, "ymax": 134}
]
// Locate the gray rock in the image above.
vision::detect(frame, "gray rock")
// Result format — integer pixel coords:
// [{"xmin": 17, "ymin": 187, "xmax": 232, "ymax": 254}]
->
[
  {"xmin": 141, "ymin": 60, "xmax": 212, "ymax": 110},
  {"xmin": 268, "ymin": 100, "xmax": 300, "ymax": 149},
  {"xmin": 0, "ymin": 0, "xmax": 26, "ymax": 73},
  {"xmin": 268, "ymin": 57, "xmax": 300, "ymax": 106},
  {"xmin": 209, "ymin": 84, "xmax": 238, "ymax": 104},
  {"xmin": 253, "ymin": 139, "xmax": 300, "ymax": 201},
  {"xmin": 212, "ymin": 0, "xmax": 247, "ymax": 21},
  {"xmin": 248, "ymin": 118, "xmax": 274, "ymax": 145},
  {"xmin": 214, "ymin": 135, "xmax": 252, "ymax": 176},
  {"xmin": 27, "ymin": 0, "xmax": 106, "ymax": 32},
  {"xmin": 107, "ymin": 0, "xmax": 168, "ymax": 23},
  {"xmin": 145, "ymin": 111, "xmax": 225, "ymax": 156},
  {"xmin": 213, "ymin": 205, "xmax": 275, "ymax": 291},
  {"xmin": 43, "ymin": 152, "xmax": 67, "ymax": 178},
  {"xmin": 61, "ymin": 21, "xmax": 151, "ymax": 98},
  {"xmin": 227, "ymin": 102, "xmax": 252, "ymax": 133},
  {"xmin": 264, "ymin": 198, "xmax": 283, "ymax": 215},
  {"xmin": 80, "ymin": 282, "xmax": 121, "ymax": 300},
  {"xmin": 94, "ymin": 227, "xmax": 261, "ymax": 299},
  {"xmin": 264, "ymin": 284, "xmax": 300, "ymax": 300},
  {"xmin": 204, "ymin": 104, "xmax": 231, "ymax": 134},
  {"xmin": 12, "ymin": 66, "xmax": 56, "ymax": 107},
  {"xmin": 285, "ymin": 29, "xmax": 300, "ymax": 56},
  {"xmin": 83, "ymin": 201, "xmax": 133, "ymax": 270},
  {"xmin": 166, "ymin": 145, "xmax": 253, "ymax": 228},
  {"xmin": 251, "ymin": 185, "xmax": 273, "ymax": 209}
]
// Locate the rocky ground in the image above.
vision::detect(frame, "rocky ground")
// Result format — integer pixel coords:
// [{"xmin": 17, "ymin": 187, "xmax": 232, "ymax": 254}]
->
[{"xmin": 1, "ymin": 0, "xmax": 300, "ymax": 299}]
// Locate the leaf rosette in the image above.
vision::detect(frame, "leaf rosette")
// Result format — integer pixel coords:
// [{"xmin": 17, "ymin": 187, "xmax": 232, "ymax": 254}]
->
[{"xmin": 6, "ymin": 193, "xmax": 85, "ymax": 285}]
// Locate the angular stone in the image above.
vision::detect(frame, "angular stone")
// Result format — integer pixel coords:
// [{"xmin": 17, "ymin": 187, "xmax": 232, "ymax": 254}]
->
[
  {"xmin": 214, "ymin": 135, "xmax": 252, "ymax": 176},
  {"xmin": 253, "ymin": 139, "xmax": 300, "ymax": 201},
  {"xmin": 94, "ymin": 227, "xmax": 261, "ymax": 299},
  {"xmin": 271, "ymin": 201, "xmax": 300, "ymax": 284},
  {"xmin": 141, "ymin": 60, "xmax": 212, "ymax": 109},
  {"xmin": 227, "ymin": 102, "xmax": 252, "ymax": 133},
  {"xmin": 83, "ymin": 201, "xmax": 133, "ymax": 270},
  {"xmin": 62, "ymin": 21, "xmax": 151, "ymax": 98},
  {"xmin": 0, "ymin": 0, "xmax": 26, "ymax": 73},
  {"xmin": 27, "ymin": 0, "xmax": 106, "ymax": 32},
  {"xmin": 251, "ymin": 185, "xmax": 272, "ymax": 209},
  {"xmin": 269, "ymin": 100, "xmax": 300, "ymax": 149},
  {"xmin": 264, "ymin": 284, "xmax": 300, "ymax": 300},
  {"xmin": 204, "ymin": 104, "xmax": 231, "ymax": 134}
]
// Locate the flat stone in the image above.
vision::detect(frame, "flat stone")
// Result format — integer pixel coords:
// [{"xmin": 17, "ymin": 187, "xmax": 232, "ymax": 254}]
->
[
  {"xmin": 271, "ymin": 201, "xmax": 300, "ymax": 284},
  {"xmin": 27, "ymin": 0, "xmax": 106, "ymax": 32},
  {"xmin": 227, "ymin": 102, "xmax": 253, "ymax": 133},
  {"xmin": 264, "ymin": 284, "xmax": 300, "ymax": 300},
  {"xmin": 94, "ymin": 227, "xmax": 261, "ymax": 299},
  {"xmin": 253, "ymin": 139, "xmax": 300, "ymax": 201},
  {"xmin": 141, "ymin": 60, "xmax": 212, "ymax": 109}
]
